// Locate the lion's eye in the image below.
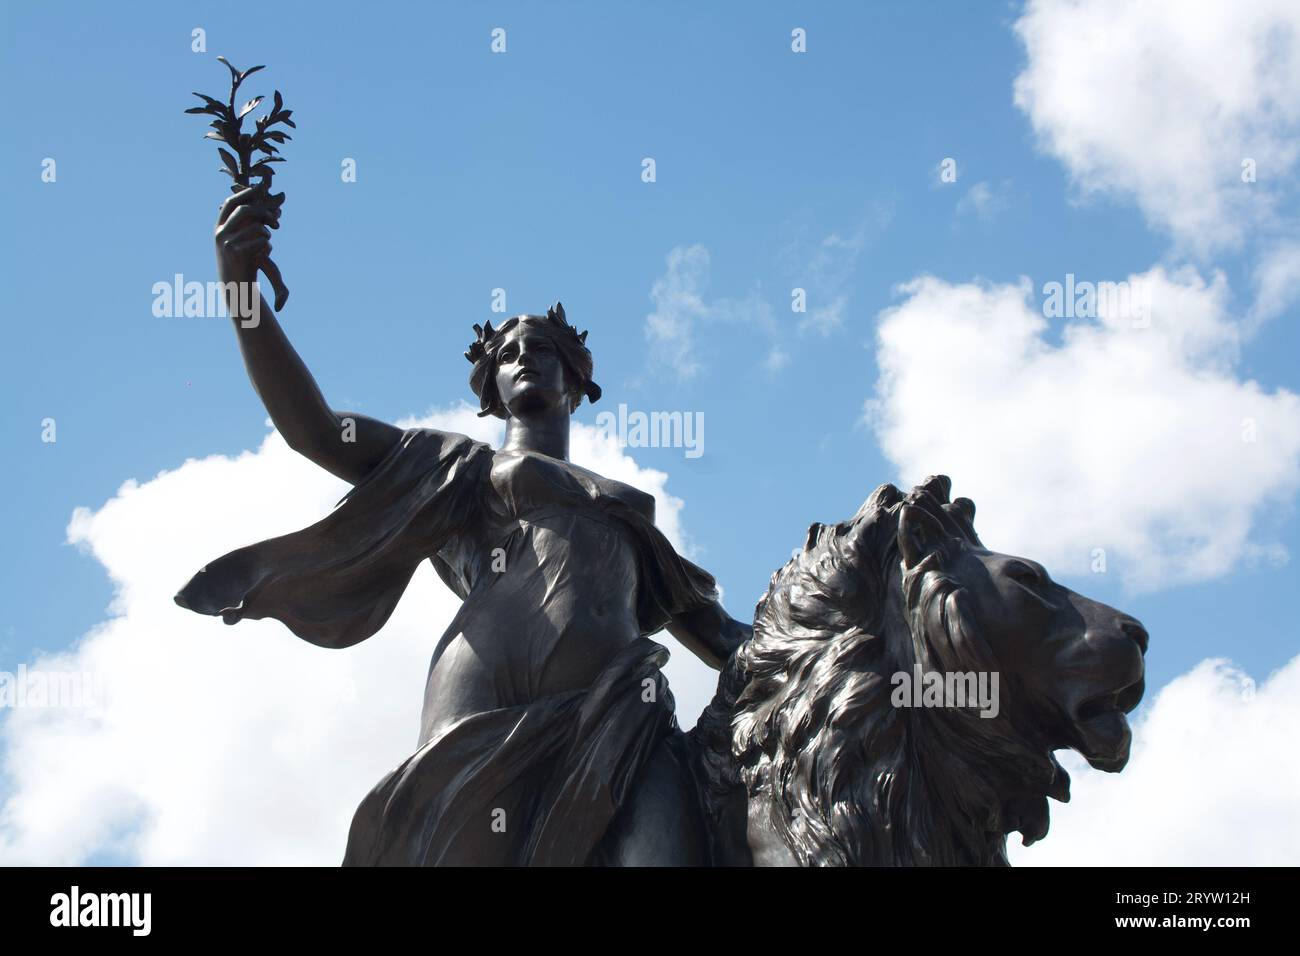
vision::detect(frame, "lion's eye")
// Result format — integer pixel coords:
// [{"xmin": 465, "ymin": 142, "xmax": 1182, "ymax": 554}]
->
[
  {"xmin": 1005, "ymin": 561, "xmax": 1056, "ymax": 611},
  {"xmin": 1007, "ymin": 562, "xmax": 1042, "ymax": 586}
]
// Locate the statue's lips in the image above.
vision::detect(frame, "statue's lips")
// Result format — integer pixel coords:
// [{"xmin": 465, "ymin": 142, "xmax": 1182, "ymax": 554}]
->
[{"xmin": 1071, "ymin": 676, "xmax": 1144, "ymax": 772}]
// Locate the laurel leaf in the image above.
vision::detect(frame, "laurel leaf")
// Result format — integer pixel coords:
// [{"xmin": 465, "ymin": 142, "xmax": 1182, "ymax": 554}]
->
[
  {"xmin": 191, "ymin": 92, "xmax": 226, "ymax": 110},
  {"xmin": 216, "ymin": 148, "xmax": 238, "ymax": 174},
  {"xmin": 216, "ymin": 56, "xmax": 241, "ymax": 83}
]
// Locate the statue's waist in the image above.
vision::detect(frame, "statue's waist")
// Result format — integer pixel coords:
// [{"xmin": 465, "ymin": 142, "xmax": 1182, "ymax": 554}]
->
[
  {"xmin": 481, "ymin": 503, "xmax": 637, "ymax": 549},
  {"xmin": 419, "ymin": 616, "xmax": 658, "ymax": 747}
]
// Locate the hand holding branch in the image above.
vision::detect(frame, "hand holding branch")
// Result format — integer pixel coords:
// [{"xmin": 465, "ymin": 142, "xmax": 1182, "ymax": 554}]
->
[{"xmin": 186, "ymin": 56, "xmax": 294, "ymax": 310}]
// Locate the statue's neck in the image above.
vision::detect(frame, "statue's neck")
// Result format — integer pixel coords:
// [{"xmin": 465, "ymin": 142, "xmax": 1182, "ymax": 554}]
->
[{"xmin": 501, "ymin": 412, "xmax": 570, "ymax": 460}]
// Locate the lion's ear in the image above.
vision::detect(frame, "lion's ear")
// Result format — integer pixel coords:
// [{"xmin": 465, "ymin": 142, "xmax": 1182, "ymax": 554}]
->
[{"xmin": 898, "ymin": 504, "xmax": 948, "ymax": 570}]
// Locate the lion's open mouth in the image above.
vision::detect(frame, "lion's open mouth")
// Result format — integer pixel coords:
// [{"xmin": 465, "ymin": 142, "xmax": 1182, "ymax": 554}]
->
[
  {"xmin": 1071, "ymin": 676, "xmax": 1144, "ymax": 771},
  {"xmin": 1077, "ymin": 677, "xmax": 1145, "ymax": 721}
]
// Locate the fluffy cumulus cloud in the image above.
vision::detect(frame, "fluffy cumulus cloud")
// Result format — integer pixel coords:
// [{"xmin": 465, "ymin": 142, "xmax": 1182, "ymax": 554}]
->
[
  {"xmin": 0, "ymin": 406, "xmax": 720, "ymax": 865},
  {"xmin": 1012, "ymin": 653, "xmax": 1300, "ymax": 865},
  {"xmin": 867, "ymin": 266, "xmax": 1300, "ymax": 589},
  {"xmin": 1013, "ymin": 0, "xmax": 1300, "ymax": 257}
]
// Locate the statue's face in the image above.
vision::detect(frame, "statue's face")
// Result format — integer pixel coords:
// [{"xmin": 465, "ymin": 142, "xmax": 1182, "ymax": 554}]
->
[
  {"xmin": 493, "ymin": 322, "xmax": 570, "ymax": 418},
  {"xmin": 948, "ymin": 545, "xmax": 1147, "ymax": 772}
]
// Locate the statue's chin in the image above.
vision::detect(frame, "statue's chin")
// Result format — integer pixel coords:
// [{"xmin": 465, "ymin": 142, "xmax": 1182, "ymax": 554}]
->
[{"xmin": 1075, "ymin": 710, "xmax": 1133, "ymax": 772}]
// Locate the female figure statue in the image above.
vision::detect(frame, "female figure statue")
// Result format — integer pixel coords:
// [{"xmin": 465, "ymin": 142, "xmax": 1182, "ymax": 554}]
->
[{"xmin": 175, "ymin": 188, "xmax": 751, "ymax": 865}]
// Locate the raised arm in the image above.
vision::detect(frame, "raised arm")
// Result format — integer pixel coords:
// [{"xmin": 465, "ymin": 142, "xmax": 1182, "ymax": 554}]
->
[{"xmin": 214, "ymin": 187, "xmax": 401, "ymax": 484}]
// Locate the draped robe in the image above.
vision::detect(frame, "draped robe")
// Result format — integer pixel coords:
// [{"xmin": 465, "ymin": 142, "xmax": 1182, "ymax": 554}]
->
[{"xmin": 175, "ymin": 428, "xmax": 718, "ymax": 865}]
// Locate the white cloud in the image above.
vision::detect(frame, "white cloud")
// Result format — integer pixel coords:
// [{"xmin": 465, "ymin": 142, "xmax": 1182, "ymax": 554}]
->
[
  {"xmin": 1249, "ymin": 240, "xmax": 1300, "ymax": 329},
  {"xmin": 762, "ymin": 347, "xmax": 790, "ymax": 373},
  {"xmin": 802, "ymin": 295, "xmax": 850, "ymax": 337},
  {"xmin": 794, "ymin": 231, "xmax": 861, "ymax": 337},
  {"xmin": 0, "ymin": 405, "xmax": 720, "ymax": 864},
  {"xmin": 643, "ymin": 222, "xmax": 880, "ymax": 378},
  {"xmin": 867, "ymin": 267, "xmax": 1300, "ymax": 589},
  {"xmin": 779, "ymin": 221, "xmax": 878, "ymax": 337},
  {"xmin": 955, "ymin": 181, "xmax": 1009, "ymax": 222},
  {"xmin": 1012, "ymin": 653, "xmax": 1300, "ymax": 865},
  {"xmin": 1013, "ymin": 0, "xmax": 1300, "ymax": 255},
  {"xmin": 642, "ymin": 245, "xmax": 776, "ymax": 380},
  {"xmin": 645, "ymin": 245, "xmax": 712, "ymax": 380}
]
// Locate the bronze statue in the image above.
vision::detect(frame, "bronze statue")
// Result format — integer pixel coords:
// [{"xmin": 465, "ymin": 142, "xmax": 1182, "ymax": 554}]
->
[
  {"xmin": 177, "ymin": 85, "xmax": 1147, "ymax": 866},
  {"xmin": 177, "ymin": 185, "xmax": 749, "ymax": 864}
]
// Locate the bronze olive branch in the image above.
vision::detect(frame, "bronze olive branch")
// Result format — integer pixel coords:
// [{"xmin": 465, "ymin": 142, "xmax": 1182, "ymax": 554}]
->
[{"xmin": 185, "ymin": 56, "xmax": 294, "ymax": 310}]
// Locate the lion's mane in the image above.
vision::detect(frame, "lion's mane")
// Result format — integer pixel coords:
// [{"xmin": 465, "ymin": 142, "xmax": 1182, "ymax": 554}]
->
[{"xmin": 692, "ymin": 476, "xmax": 1068, "ymax": 866}]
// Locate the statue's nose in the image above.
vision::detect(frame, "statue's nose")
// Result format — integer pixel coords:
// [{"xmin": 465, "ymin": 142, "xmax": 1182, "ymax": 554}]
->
[{"xmin": 1119, "ymin": 617, "xmax": 1149, "ymax": 655}]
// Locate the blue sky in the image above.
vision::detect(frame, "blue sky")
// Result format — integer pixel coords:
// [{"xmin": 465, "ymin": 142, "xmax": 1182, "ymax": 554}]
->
[{"xmin": 2, "ymin": 1, "xmax": 1298, "ymax": 864}]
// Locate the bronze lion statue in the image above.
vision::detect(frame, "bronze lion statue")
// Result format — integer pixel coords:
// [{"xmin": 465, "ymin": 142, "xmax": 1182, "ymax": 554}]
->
[{"xmin": 689, "ymin": 475, "xmax": 1148, "ymax": 866}]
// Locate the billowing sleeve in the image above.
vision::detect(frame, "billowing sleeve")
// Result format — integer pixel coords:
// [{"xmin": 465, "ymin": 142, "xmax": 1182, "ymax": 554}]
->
[
  {"xmin": 603, "ymin": 503, "xmax": 720, "ymax": 637},
  {"xmin": 174, "ymin": 428, "xmax": 491, "ymax": 649}
]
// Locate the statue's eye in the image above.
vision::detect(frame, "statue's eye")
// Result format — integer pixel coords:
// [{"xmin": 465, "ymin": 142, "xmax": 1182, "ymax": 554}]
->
[
  {"xmin": 1007, "ymin": 562, "xmax": 1042, "ymax": 587},
  {"xmin": 1006, "ymin": 561, "xmax": 1056, "ymax": 611}
]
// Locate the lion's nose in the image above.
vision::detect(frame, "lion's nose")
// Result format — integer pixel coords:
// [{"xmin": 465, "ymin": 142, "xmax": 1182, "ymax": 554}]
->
[{"xmin": 1119, "ymin": 617, "xmax": 1149, "ymax": 655}]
